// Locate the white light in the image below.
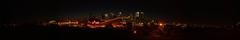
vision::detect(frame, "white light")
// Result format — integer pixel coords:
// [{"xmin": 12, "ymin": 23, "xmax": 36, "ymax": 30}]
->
[
  {"xmin": 48, "ymin": 20, "xmax": 56, "ymax": 24},
  {"xmin": 95, "ymin": 22, "xmax": 100, "ymax": 24},
  {"xmin": 104, "ymin": 14, "xmax": 108, "ymax": 17},
  {"xmin": 140, "ymin": 12, "xmax": 144, "ymax": 14},
  {"xmin": 119, "ymin": 12, "xmax": 122, "ymax": 15},
  {"xmin": 133, "ymin": 30, "xmax": 137, "ymax": 34},
  {"xmin": 136, "ymin": 12, "xmax": 140, "ymax": 14},
  {"xmin": 140, "ymin": 23, "xmax": 144, "ymax": 24},
  {"xmin": 110, "ymin": 13, "xmax": 114, "ymax": 16}
]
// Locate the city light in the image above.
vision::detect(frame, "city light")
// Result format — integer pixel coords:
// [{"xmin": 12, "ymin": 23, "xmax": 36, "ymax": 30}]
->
[
  {"xmin": 6, "ymin": 1, "xmax": 237, "ymax": 40},
  {"xmin": 159, "ymin": 23, "xmax": 163, "ymax": 26},
  {"xmin": 158, "ymin": 22, "xmax": 165, "ymax": 31},
  {"xmin": 133, "ymin": 30, "xmax": 137, "ymax": 34},
  {"xmin": 48, "ymin": 20, "xmax": 56, "ymax": 24},
  {"xmin": 44, "ymin": 11, "xmax": 168, "ymax": 29}
]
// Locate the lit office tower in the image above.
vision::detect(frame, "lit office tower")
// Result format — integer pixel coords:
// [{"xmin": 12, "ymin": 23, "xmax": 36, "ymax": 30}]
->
[
  {"xmin": 102, "ymin": 13, "xmax": 110, "ymax": 19},
  {"xmin": 104, "ymin": 13, "xmax": 109, "ymax": 17},
  {"xmin": 118, "ymin": 12, "xmax": 122, "ymax": 16},
  {"xmin": 140, "ymin": 12, "xmax": 144, "ymax": 14},
  {"xmin": 135, "ymin": 12, "xmax": 140, "ymax": 17},
  {"xmin": 101, "ymin": 13, "xmax": 109, "ymax": 19},
  {"xmin": 110, "ymin": 12, "xmax": 117, "ymax": 18},
  {"xmin": 135, "ymin": 11, "xmax": 144, "ymax": 17},
  {"xmin": 110, "ymin": 12, "xmax": 114, "ymax": 16}
]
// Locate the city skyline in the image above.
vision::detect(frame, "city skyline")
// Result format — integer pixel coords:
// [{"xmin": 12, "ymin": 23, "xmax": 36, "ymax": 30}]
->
[{"xmin": 2, "ymin": 0, "xmax": 238, "ymax": 25}]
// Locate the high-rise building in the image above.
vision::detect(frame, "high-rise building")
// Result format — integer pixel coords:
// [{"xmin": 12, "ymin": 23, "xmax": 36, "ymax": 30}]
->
[
  {"xmin": 104, "ymin": 14, "xmax": 108, "ymax": 18},
  {"xmin": 135, "ymin": 11, "xmax": 144, "ymax": 18},
  {"xmin": 140, "ymin": 12, "xmax": 144, "ymax": 14},
  {"xmin": 118, "ymin": 12, "xmax": 122, "ymax": 16},
  {"xmin": 135, "ymin": 12, "xmax": 140, "ymax": 17}
]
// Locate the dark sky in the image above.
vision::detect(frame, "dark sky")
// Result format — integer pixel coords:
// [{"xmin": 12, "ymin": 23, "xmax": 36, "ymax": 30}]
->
[{"xmin": 3, "ymin": 0, "xmax": 238, "ymax": 25}]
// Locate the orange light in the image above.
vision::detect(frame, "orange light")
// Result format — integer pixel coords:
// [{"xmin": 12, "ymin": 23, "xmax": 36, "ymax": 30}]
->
[
  {"xmin": 158, "ymin": 23, "xmax": 165, "ymax": 31},
  {"xmin": 87, "ymin": 24, "xmax": 106, "ymax": 28},
  {"xmin": 159, "ymin": 23, "xmax": 163, "ymax": 26}
]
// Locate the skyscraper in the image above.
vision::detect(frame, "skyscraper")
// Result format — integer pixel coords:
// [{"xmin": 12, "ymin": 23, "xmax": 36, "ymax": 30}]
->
[
  {"xmin": 135, "ymin": 11, "xmax": 144, "ymax": 18},
  {"xmin": 118, "ymin": 12, "xmax": 122, "ymax": 17}
]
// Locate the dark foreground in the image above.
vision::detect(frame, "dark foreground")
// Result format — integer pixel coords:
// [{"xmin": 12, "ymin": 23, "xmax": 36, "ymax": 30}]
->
[{"xmin": 1, "ymin": 24, "xmax": 240, "ymax": 40}]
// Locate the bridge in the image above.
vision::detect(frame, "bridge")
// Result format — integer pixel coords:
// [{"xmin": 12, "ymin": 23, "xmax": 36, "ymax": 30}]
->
[{"xmin": 86, "ymin": 16, "xmax": 130, "ymax": 28}]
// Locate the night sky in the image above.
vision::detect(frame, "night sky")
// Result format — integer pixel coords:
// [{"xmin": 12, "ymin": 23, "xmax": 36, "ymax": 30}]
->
[{"xmin": 3, "ymin": 0, "xmax": 238, "ymax": 25}]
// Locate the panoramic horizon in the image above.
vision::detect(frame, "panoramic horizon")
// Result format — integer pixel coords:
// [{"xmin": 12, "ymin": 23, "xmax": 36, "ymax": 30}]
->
[{"xmin": 1, "ymin": 0, "xmax": 239, "ymax": 40}]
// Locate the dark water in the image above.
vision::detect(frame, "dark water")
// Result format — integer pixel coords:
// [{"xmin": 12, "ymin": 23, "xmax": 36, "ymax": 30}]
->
[{"xmin": 1, "ymin": 24, "xmax": 240, "ymax": 40}]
